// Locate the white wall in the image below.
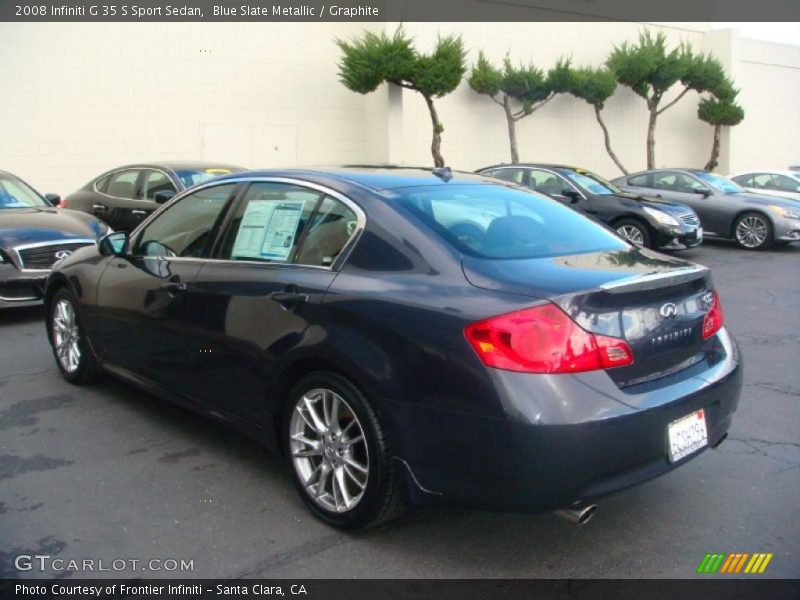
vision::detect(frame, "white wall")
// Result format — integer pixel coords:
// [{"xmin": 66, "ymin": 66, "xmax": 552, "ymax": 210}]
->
[{"xmin": 1, "ymin": 21, "xmax": 798, "ymax": 196}]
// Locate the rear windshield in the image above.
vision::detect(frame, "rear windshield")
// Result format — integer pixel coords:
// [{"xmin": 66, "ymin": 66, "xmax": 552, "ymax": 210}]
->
[
  {"xmin": 395, "ymin": 184, "xmax": 627, "ymax": 259},
  {"xmin": 176, "ymin": 168, "xmax": 237, "ymax": 188}
]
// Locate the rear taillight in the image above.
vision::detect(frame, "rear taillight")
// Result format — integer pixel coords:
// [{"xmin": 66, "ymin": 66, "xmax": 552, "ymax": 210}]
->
[
  {"xmin": 465, "ymin": 304, "xmax": 634, "ymax": 374},
  {"xmin": 702, "ymin": 290, "xmax": 724, "ymax": 339},
  {"xmin": 58, "ymin": 198, "xmax": 68, "ymax": 208}
]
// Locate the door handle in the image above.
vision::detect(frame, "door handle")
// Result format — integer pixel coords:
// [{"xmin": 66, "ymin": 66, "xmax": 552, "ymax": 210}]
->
[
  {"xmin": 92, "ymin": 204, "xmax": 107, "ymax": 213},
  {"xmin": 132, "ymin": 209, "xmax": 147, "ymax": 216},
  {"xmin": 161, "ymin": 281, "xmax": 187, "ymax": 292},
  {"xmin": 269, "ymin": 290, "xmax": 309, "ymax": 307}
]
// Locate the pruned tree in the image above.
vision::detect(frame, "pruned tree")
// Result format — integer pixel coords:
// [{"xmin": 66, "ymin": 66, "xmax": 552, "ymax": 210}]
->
[
  {"xmin": 337, "ymin": 26, "xmax": 466, "ymax": 168},
  {"xmin": 606, "ymin": 30, "xmax": 727, "ymax": 169},
  {"xmin": 468, "ymin": 52, "xmax": 572, "ymax": 163},
  {"xmin": 698, "ymin": 82, "xmax": 744, "ymax": 172},
  {"xmin": 566, "ymin": 66, "xmax": 627, "ymax": 174}
]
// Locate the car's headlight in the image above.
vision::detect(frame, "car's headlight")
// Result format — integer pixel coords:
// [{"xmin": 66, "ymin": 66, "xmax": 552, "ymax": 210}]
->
[
  {"xmin": 643, "ymin": 207, "xmax": 680, "ymax": 227},
  {"xmin": 768, "ymin": 205, "xmax": 800, "ymax": 220}
]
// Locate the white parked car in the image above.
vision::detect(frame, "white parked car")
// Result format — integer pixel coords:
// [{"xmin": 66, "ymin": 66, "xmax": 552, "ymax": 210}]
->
[{"xmin": 729, "ymin": 170, "xmax": 800, "ymax": 202}]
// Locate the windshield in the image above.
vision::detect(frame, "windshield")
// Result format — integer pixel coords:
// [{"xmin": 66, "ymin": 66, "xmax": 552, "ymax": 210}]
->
[
  {"xmin": 555, "ymin": 168, "xmax": 620, "ymax": 196},
  {"xmin": 395, "ymin": 184, "xmax": 627, "ymax": 259},
  {"xmin": 0, "ymin": 175, "xmax": 48, "ymax": 209},
  {"xmin": 694, "ymin": 172, "xmax": 744, "ymax": 194},
  {"xmin": 176, "ymin": 168, "xmax": 237, "ymax": 188}
]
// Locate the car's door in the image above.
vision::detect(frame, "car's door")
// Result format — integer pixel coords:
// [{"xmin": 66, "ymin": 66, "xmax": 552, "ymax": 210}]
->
[
  {"xmin": 168, "ymin": 181, "xmax": 363, "ymax": 421},
  {"xmin": 124, "ymin": 169, "xmax": 178, "ymax": 229},
  {"xmin": 651, "ymin": 171, "xmax": 723, "ymax": 232},
  {"xmin": 91, "ymin": 182, "xmax": 240, "ymax": 389}
]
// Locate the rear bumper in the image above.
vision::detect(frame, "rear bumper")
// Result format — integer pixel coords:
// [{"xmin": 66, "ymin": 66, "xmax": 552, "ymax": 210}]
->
[{"xmin": 391, "ymin": 329, "xmax": 742, "ymax": 512}]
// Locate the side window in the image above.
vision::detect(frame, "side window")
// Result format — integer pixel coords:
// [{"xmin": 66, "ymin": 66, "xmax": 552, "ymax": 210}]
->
[
  {"xmin": 752, "ymin": 173, "xmax": 774, "ymax": 189},
  {"xmin": 773, "ymin": 175, "xmax": 800, "ymax": 192},
  {"xmin": 106, "ymin": 170, "xmax": 141, "ymax": 199},
  {"xmin": 628, "ymin": 174, "xmax": 649, "ymax": 187},
  {"xmin": 529, "ymin": 169, "xmax": 566, "ymax": 196},
  {"xmin": 219, "ymin": 183, "xmax": 321, "ymax": 263},
  {"xmin": 295, "ymin": 197, "xmax": 359, "ymax": 267},
  {"xmin": 95, "ymin": 175, "xmax": 109, "ymax": 193},
  {"xmin": 732, "ymin": 174, "xmax": 753, "ymax": 187},
  {"xmin": 492, "ymin": 168, "xmax": 526, "ymax": 184},
  {"xmin": 135, "ymin": 183, "xmax": 236, "ymax": 258},
  {"xmin": 653, "ymin": 172, "xmax": 678, "ymax": 191},
  {"xmin": 141, "ymin": 170, "xmax": 176, "ymax": 201}
]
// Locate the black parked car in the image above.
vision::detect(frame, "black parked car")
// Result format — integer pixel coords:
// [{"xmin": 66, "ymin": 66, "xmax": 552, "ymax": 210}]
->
[
  {"xmin": 63, "ymin": 161, "xmax": 244, "ymax": 231},
  {"xmin": 45, "ymin": 167, "xmax": 741, "ymax": 528},
  {"xmin": 0, "ymin": 170, "xmax": 108, "ymax": 308},
  {"xmin": 613, "ymin": 169, "xmax": 800, "ymax": 250},
  {"xmin": 477, "ymin": 164, "xmax": 703, "ymax": 250}
]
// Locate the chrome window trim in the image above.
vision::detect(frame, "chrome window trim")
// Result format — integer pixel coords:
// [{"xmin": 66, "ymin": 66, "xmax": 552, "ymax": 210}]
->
[
  {"xmin": 95, "ymin": 167, "xmax": 177, "ymax": 202},
  {"xmin": 11, "ymin": 238, "xmax": 97, "ymax": 273},
  {"xmin": 485, "ymin": 165, "xmax": 587, "ymax": 200},
  {"xmin": 131, "ymin": 177, "xmax": 367, "ymax": 273}
]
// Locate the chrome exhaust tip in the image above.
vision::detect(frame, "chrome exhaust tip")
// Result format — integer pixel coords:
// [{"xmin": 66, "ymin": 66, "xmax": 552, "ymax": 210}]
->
[{"xmin": 555, "ymin": 504, "xmax": 598, "ymax": 526}]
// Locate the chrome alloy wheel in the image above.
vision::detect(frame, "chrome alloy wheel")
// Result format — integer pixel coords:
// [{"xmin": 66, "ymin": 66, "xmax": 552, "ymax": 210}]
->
[
  {"xmin": 52, "ymin": 298, "xmax": 81, "ymax": 373},
  {"xmin": 617, "ymin": 224, "xmax": 645, "ymax": 246},
  {"xmin": 735, "ymin": 215, "xmax": 768, "ymax": 248},
  {"xmin": 289, "ymin": 388, "xmax": 369, "ymax": 513}
]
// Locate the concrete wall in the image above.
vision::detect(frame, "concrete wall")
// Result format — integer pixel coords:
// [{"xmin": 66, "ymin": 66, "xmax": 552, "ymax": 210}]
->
[{"xmin": 1, "ymin": 21, "xmax": 798, "ymax": 196}]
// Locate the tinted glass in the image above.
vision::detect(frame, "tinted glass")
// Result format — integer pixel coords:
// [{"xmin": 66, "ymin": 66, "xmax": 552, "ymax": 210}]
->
[
  {"xmin": 0, "ymin": 175, "xmax": 47, "ymax": 209},
  {"xmin": 95, "ymin": 175, "xmax": 109, "ymax": 193},
  {"xmin": 490, "ymin": 168, "xmax": 526, "ymax": 184},
  {"xmin": 653, "ymin": 172, "xmax": 704, "ymax": 193},
  {"xmin": 106, "ymin": 170, "xmax": 140, "ymax": 199},
  {"xmin": 219, "ymin": 183, "xmax": 321, "ymax": 263},
  {"xmin": 529, "ymin": 169, "xmax": 568, "ymax": 196},
  {"xmin": 141, "ymin": 170, "xmax": 176, "ymax": 201},
  {"xmin": 773, "ymin": 174, "xmax": 800, "ymax": 192},
  {"xmin": 555, "ymin": 168, "xmax": 619, "ymax": 195},
  {"xmin": 693, "ymin": 172, "xmax": 743, "ymax": 194},
  {"xmin": 396, "ymin": 184, "xmax": 626, "ymax": 259},
  {"xmin": 135, "ymin": 183, "xmax": 236, "ymax": 258},
  {"xmin": 295, "ymin": 196, "xmax": 358, "ymax": 267},
  {"xmin": 176, "ymin": 168, "xmax": 236, "ymax": 188},
  {"xmin": 628, "ymin": 174, "xmax": 649, "ymax": 187}
]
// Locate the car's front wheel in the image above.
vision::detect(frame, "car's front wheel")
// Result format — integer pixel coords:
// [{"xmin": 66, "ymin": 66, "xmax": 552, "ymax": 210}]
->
[
  {"xmin": 615, "ymin": 219, "xmax": 651, "ymax": 248},
  {"xmin": 284, "ymin": 372, "xmax": 404, "ymax": 528},
  {"xmin": 49, "ymin": 287, "xmax": 99, "ymax": 384},
  {"xmin": 734, "ymin": 212, "xmax": 772, "ymax": 250}
]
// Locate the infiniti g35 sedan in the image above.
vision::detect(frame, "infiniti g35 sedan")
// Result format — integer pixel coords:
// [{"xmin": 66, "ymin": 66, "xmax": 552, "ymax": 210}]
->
[
  {"xmin": 477, "ymin": 164, "xmax": 702, "ymax": 251},
  {"xmin": 63, "ymin": 161, "xmax": 244, "ymax": 232},
  {"xmin": 45, "ymin": 167, "xmax": 742, "ymax": 528},
  {"xmin": 1, "ymin": 170, "xmax": 109, "ymax": 308},
  {"xmin": 613, "ymin": 169, "xmax": 800, "ymax": 250}
]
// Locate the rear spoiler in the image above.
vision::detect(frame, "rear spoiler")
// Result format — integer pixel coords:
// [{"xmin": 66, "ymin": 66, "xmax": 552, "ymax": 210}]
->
[{"xmin": 599, "ymin": 265, "xmax": 709, "ymax": 294}]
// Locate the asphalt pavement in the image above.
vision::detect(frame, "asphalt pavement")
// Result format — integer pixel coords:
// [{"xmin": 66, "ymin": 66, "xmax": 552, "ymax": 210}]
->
[{"xmin": 1, "ymin": 239, "xmax": 798, "ymax": 579}]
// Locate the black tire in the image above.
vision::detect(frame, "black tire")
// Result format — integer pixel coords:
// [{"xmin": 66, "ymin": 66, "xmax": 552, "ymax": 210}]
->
[
  {"xmin": 283, "ymin": 371, "xmax": 404, "ymax": 529},
  {"xmin": 733, "ymin": 212, "xmax": 773, "ymax": 250},
  {"xmin": 48, "ymin": 287, "xmax": 99, "ymax": 384},
  {"xmin": 615, "ymin": 218, "xmax": 652, "ymax": 249}
]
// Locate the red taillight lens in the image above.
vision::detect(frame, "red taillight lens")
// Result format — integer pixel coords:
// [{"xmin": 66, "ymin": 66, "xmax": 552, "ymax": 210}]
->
[
  {"xmin": 465, "ymin": 304, "xmax": 634, "ymax": 374},
  {"xmin": 702, "ymin": 290, "xmax": 724, "ymax": 339},
  {"xmin": 58, "ymin": 198, "xmax": 68, "ymax": 208}
]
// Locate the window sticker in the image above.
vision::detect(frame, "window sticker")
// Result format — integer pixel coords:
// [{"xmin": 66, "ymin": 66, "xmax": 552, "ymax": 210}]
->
[{"xmin": 232, "ymin": 200, "xmax": 304, "ymax": 261}]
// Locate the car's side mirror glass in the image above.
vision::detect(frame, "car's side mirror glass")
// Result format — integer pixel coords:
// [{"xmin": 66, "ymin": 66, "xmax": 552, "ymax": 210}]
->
[
  {"xmin": 43, "ymin": 193, "xmax": 61, "ymax": 206},
  {"xmin": 99, "ymin": 231, "xmax": 129, "ymax": 256},
  {"xmin": 693, "ymin": 187, "xmax": 712, "ymax": 197},
  {"xmin": 562, "ymin": 189, "xmax": 581, "ymax": 204},
  {"xmin": 153, "ymin": 190, "xmax": 176, "ymax": 204}
]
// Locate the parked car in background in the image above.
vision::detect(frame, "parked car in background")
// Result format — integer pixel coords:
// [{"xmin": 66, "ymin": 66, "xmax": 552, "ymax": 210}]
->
[
  {"xmin": 477, "ymin": 164, "xmax": 702, "ymax": 251},
  {"xmin": 45, "ymin": 167, "xmax": 740, "ymax": 529},
  {"xmin": 62, "ymin": 161, "xmax": 244, "ymax": 231},
  {"xmin": 1, "ymin": 170, "xmax": 108, "ymax": 308},
  {"xmin": 613, "ymin": 169, "xmax": 800, "ymax": 250},
  {"xmin": 729, "ymin": 170, "xmax": 800, "ymax": 202}
]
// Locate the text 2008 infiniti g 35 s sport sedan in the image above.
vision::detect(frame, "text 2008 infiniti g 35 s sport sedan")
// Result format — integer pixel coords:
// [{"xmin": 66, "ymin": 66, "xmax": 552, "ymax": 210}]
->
[{"xmin": 44, "ymin": 167, "xmax": 741, "ymax": 528}]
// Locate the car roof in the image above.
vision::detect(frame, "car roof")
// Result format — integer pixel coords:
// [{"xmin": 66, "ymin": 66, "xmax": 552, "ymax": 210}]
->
[
  {"xmin": 730, "ymin": 169, "xmax": 800, "ymax": 177},
  {"xmin": 478, "ymin": 163, "xmax": 582, "ymax": 171},
  {"xmin": 109, "ymin": 161, "xmax": 245, "ymax": 172},
  {"xmin": 213, "ymin": 166, "xmax": 495, "ymax": 191}
]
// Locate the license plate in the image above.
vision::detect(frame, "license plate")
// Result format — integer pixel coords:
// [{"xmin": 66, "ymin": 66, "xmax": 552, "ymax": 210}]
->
[{"xmin": 668, "ymin": 409, "xmax": 708, "ymax": 462}]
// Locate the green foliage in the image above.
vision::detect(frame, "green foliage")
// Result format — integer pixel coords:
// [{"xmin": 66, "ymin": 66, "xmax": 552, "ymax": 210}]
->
[
  {"xmin": 606, "ymin": 31, "xmax": 687, "ymax": 98},
  {"xmin": 468, "ymin": 51, "xmax": 503, "ymax": 97},
  {"xmin": 698, "ymin": 88, "xmax": 745, "ymax": 127},
  {"xmin": 336, "ymin": 26, "xmax": 466, "ymax": 98},
  {"xmin": 546, "ymin": 58, "xmax": 575, "ymax": 94},
  {"xmin": 567, "ymin": 67, "xmax": 617, "ymax": 108},
  {"xmin": 682, "ymin": 50, "xmax": 727, "ymax": 95}
]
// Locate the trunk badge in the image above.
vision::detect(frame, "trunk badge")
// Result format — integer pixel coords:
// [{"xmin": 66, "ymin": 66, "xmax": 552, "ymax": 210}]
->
[{"xmin": 660, "ymin": 303, "xmax": 678, "ymax": 318}]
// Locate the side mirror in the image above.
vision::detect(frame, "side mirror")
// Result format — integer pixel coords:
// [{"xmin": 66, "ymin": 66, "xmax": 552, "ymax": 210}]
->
[
  {"xmin": 99, "ymin": 231, "xmax": 130, "ymax": 256},
  {"xmin": 153, "ymin": 190, "xmax": 176, "ymax": 204},
  {"xmin": 44, "ymin": 193, "xmax": 61, "ymax": 206},
  {"xmin": 693, "ymin": 187, "xmax": 712, "ymax": 197},
  {"xmin": 562, "ymin": 189, "xmax": 582, "ymax": 204}
]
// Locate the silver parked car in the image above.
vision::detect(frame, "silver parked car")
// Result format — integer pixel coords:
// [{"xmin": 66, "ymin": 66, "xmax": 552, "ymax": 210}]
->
[
  {"xmin": 729, "ymin": 170, "xmax": 800, "ymax": 202},
  {"xmin": 613, "ymin": 169, "xmax": 800, "ymax": 250}
]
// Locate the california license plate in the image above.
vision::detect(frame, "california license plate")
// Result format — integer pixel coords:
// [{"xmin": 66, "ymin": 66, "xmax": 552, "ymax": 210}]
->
[{"xmin": 668, "ymin": 409, "xmax": 708, "ymax": 462}]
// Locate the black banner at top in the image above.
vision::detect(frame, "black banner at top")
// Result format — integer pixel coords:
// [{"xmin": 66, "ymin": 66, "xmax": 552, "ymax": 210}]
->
[{"xmin": 2, "ymin": 0, "xmax": 800, "ymax": 22}]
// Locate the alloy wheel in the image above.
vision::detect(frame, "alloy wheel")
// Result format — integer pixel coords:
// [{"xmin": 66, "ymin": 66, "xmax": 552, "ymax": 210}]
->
[
  {"xmin": 52, "ymin": 299, "xmax": 81, "ymax": 373},
  {"xmin": 617, "ymin": 224, "xmax": 645, "ymax": 246},
  {"xmin": 735, "ymin": 216, "xmax": 768, "ymax": 248},
  {"xmin": 289, "ymin": 388, "xmax": 369, "ymax": 513}
]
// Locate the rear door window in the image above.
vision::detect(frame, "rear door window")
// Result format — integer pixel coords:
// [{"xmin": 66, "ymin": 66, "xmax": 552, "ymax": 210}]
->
[
  {"xmin": 106, "ymin": 170, "xmax": 141, "ymax": 199},
  {"xmin": 141, "ymin": 170, "xmax": 177, "ymax": 201}
]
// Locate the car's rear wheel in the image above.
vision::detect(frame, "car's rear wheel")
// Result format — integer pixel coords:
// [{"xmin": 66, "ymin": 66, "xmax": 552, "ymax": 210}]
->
[
  {"xmin": 734, "ymin": 212, "xmax": 772, "ymax": 250},
  {"xmin": 49, "ymin": 288, "xmax": 98, "ymax": 384},
  {"xmin": 284, "ymin": 372, "xmax": 404, "ymax": 528},
  {"xmin": 615, "ymin": 219, "xmax": 651, "ymax": 248}
]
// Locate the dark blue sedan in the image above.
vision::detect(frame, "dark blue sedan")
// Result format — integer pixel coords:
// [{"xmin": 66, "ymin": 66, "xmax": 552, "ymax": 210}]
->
[{"xmin": 44, "ymin": 167, "xmax": 742, "ymax": 528}]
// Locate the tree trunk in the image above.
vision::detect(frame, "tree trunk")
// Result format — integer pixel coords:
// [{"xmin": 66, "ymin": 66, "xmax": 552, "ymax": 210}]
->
[
  {"xmin": 423, "ymin": 94, "xmax": 445, "ymax": 168},
  {"xmin": 646, "ymin": 107, "xmax": 658, "ymax": 170},
  {"xmin": 503, "ymin": 96, "xmax": 519, "ymax": 164},
  {"xmin": 704, "ymin": 124, "xmax": 722, "ymax": 172},
  {"xmin": 594, "ymin": 105, "xmax": 627, "ymax": 175}
]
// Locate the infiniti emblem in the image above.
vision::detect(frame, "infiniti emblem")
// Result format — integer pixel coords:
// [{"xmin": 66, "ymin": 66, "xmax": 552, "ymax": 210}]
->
[
  {"xmin": 660, "ymin": 302, "xmax": 678, "ymax": 318},
  {"xmin": 54, "ymin": 250, "xmax": 72, "ymax": 260}
]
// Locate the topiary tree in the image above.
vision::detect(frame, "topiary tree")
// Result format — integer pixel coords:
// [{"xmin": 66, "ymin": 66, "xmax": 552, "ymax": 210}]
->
[
  {"xmin": 606, "ymin": 30, "xmax": 727, "ymax": 169},
  {"xmin": 698, "ymin": 82, "xmax": 744, "ymax": 172},
  {"xmin": 469, "ymin": 52, "xmax": 572, "ymax": 163},
  {"xmin": 337, "ymin": 26, "xmax": 466, "ymax": 168},
  {"xmin": 565, "ymin": 66, "xmax": 627, "ymax": 174}
]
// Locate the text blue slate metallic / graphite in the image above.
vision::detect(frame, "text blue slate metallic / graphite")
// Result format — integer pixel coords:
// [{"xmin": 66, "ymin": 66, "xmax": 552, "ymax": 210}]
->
[{"xmin": 44, "ymin": 167, "xmax": 742, "ymax": 528}]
